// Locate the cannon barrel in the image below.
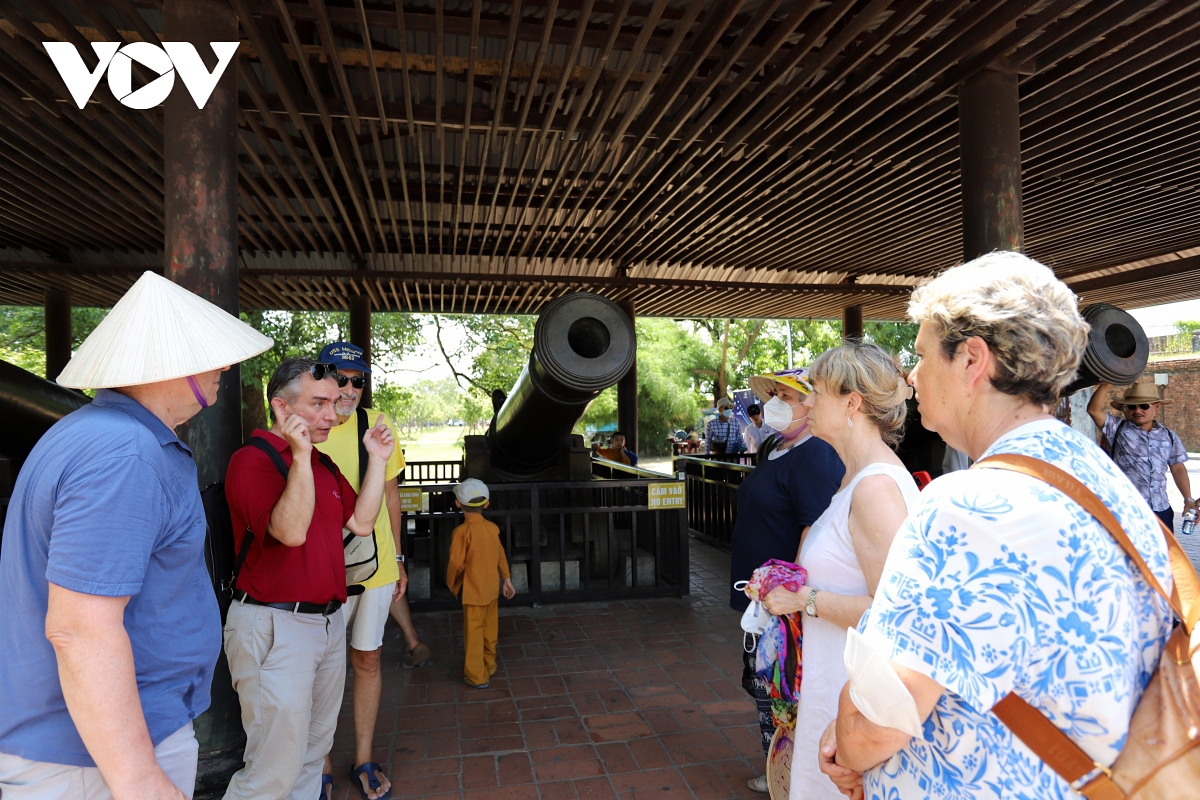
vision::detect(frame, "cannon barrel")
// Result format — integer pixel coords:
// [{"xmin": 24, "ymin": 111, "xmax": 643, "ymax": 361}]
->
[
  {"xmin": 0, "ymin": 359, "xmax": 90, "ymax": 463},
  {"xmin": 486, "ymin": 293, "xmax": 635, "ymax": 476},
  {"xmin": 1063, "ymin": 303, "xmax": 1150, "ymax": 396}
]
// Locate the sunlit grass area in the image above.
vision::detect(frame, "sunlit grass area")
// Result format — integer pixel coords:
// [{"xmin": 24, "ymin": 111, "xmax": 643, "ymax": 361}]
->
[{"xmin": 398, "ymin": 425, "xmax": 467, "ymax": 463}]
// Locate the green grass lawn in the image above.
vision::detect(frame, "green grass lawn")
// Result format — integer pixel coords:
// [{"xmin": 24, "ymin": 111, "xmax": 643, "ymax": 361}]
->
[{"xmin": 398, "ymin": 425, "xmax": 469, "ymax": 463}]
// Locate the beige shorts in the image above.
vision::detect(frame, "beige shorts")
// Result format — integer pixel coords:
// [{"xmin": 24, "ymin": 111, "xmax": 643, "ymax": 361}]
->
[
  {"xmin": 0, "ymin": 722, "xmax": 197, "ymax": 800},
  {"xmin": 343, "ymin": 582, "xmax": 395, "ymax": 651}
]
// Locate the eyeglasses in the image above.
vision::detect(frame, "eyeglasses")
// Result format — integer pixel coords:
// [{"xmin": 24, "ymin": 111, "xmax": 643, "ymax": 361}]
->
[
  {"xmin": 1124, "ymin": 403, "xmax": 1153, "ymax": 411},
  {"xmin": 310, "ymin": 363, "xmax": 339, "ymax": 381},
  {"xmin": 335, "ymin": 375, "xmax": 367, "ymax": 389}
]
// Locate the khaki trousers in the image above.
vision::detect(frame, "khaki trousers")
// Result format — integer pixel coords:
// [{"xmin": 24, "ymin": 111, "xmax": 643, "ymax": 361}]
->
[
  {"xmin": 222, "ymin": 601, "xmax": 346, "ymax": 800},
  {"xmin": 0, "ymin": 722, "xmax": 197, "ymax": 800},
  {"xmin": 462, "ymin": 600, "xmax": 498, "ymax": 685}
]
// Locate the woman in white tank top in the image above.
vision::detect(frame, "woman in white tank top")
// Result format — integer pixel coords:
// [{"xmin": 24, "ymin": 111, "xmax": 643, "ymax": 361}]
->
[{"xmin": 761, "ymin": 342, "xmax": 919, "ymax": 800}]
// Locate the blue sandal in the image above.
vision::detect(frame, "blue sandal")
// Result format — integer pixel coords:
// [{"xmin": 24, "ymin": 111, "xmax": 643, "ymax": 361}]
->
[
  {"xmin": 350, "ymin": 762, "xmax": 392, "ymax": 800},
  {"xmin": 319, "ymin": 774, "xmax": 334, "ymax": 800}
]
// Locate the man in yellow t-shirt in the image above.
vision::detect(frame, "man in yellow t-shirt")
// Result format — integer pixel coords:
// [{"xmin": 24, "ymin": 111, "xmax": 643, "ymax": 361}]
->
[{"xmin": 315, "ymin": 342, "xmax": 426, "ymax": 800}]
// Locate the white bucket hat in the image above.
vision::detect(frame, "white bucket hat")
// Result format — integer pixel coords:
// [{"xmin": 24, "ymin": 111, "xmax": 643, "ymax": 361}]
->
[{"xmin": 56, "ymin": 271, "xmax": 274, "ymax": 389}]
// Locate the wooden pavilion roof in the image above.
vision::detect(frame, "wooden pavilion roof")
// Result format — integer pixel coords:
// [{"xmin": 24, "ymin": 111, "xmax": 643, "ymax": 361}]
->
[{"xmin": 1, "ymin": 0, "xmax": 1199, "ymax": 318}]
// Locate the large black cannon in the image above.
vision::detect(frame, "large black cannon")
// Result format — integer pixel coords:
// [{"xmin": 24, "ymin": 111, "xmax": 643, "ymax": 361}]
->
[
  {"xmin": 464, "ymin": 292, "xmax": 635, "ymax": 482},
  {"xmin": 1063, "ymin": 303, "xmax": 1150, "ymax": 395},
  {"xmin": 0, "ymin": 358, "xmax": 91, "ymax": 466}
]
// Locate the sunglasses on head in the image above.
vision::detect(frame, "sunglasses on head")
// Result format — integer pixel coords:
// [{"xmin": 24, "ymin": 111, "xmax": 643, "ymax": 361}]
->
[
  {"xmin": 335, "ymin": 375, "xmax": 367, "ymax": 389},
  {"xmin": 309, "ymin": 362, "xmax": 339, "ymax": 381},
  {"xmin": 1124, "ymin": 403, "xmax": 1152, "ymax": 411}
]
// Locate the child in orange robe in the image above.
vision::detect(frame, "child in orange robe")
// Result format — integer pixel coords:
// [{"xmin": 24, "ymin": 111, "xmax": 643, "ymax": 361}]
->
[{"xmin": 446, "ymin": 479, "xmax": 515, "ymax": 688}]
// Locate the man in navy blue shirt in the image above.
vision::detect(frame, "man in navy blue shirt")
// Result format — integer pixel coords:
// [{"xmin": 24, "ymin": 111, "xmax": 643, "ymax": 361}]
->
[{"xmin": 0, "ymin": 273, "xmax": 271, "ymax": 800}]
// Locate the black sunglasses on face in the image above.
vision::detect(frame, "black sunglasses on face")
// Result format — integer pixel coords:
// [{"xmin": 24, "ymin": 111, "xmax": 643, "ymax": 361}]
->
[
  {"xmin": 335, "ymin": 375, "xmax": 367, "ymax": 389},
  {"xmin": 1124, "ymin": 403, "xmax": 1152, "ymax": 411},
  {"xmin": 310, "ymin": 363, "xmax": 339, "ymax": 381}
]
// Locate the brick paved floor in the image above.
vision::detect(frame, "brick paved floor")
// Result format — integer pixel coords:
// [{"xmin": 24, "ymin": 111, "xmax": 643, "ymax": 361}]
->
[{"xmin": 326, "ymin": 538, "xmax": 765, "ymax": 800}]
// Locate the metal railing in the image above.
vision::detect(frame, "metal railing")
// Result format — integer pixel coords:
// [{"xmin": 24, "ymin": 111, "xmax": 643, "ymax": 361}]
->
[
  {"xmin": 673, "ymin": 455, "xmax": 755, "ymax": 550},
  {"xmin": 400, "ymin": 469, "xmax": 689, "ymax": 611},
  {"xmin": 401, "ymin": 460, "xmax": 461, "ymax": 483},
  {"xmin": 589, "ymin": 456, "xmax": 674, "ymax": 480}
]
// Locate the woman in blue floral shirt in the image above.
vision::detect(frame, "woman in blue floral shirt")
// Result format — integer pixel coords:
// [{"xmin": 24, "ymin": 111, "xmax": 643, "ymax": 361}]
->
[{"xmin": 820, "ymin": 252, "xmax": 1174, "ymax": 800}]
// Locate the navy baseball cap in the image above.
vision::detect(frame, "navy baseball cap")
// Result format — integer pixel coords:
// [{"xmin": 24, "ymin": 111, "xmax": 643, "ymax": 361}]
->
[{"xmin": 319, "ymin": 341, "xmax": 371, "ymax": 373}]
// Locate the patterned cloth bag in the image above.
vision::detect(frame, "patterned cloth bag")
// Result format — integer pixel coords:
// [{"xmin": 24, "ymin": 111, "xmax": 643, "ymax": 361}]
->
[{"xmin": 743, "ymin": 559, "xmax": 807, "ymax": 728}]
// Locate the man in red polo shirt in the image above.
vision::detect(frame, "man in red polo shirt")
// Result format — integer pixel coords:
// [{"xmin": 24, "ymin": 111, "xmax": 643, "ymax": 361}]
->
[{"xmin": 222, "ymin": 357, "xmax": 394, "ymax": 800}]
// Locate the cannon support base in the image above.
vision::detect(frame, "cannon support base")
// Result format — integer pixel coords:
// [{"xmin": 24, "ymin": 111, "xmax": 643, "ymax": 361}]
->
[{"xmin": 464, "ymin": 434, "xmax": 593, "ymax": 484}]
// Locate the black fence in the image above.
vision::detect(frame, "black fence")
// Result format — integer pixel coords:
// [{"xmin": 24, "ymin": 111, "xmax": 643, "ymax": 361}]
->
[
  {"xmin": 673, "ymin": 455, "xmax": 754, "ymax": 550},
  {"xmin": 402, "ymin": 460, "xmax": 461, "ymax": 482},
  {"xmin": 400, "ymin": 460, "xmax": 689, "ymax": 611}
]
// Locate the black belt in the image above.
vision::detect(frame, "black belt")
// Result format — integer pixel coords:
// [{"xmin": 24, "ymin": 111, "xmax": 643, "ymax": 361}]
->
[{"xmin": 235, "ymin": 591, "xmax": 342, "ymax": 616}]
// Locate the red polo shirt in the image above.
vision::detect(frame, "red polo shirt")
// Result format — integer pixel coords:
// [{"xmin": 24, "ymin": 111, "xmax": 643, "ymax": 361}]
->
[{"xmin": 225, "ymin": 430, "xmax": 357, "ymax": 604}]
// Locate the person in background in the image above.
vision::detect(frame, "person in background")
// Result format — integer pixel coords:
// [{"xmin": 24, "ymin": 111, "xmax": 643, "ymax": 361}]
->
[
  {"xmin": 594, "ymin": 430, "xmax": 638, "ymax": 466},
  {"xmin": 446, "ymin": 479, "xmax": 516, "ymax": 689},
  {"xmin": 730, "ymin": 368, "xmax": 844, "ymax": 793},
  {"xmin": 758, "ymin": 343, "xmax": 919, "ymax": 800},
  {"xmin": 707, "ymin": 397, "xmax": 745, "ymax": 455},
  {"xmin": 316, "ymin": 341, "xmax": 426, "ymax": 800},
  {"xmin": 223, "ymin": 358, "xmax": 394, "ymax": 800},
  {"xmin": 0, "ymin": 272, "xmax": 271, "ymax": 800},
  {"xmin": 1087, "ymin": 381, "xmax": 1193, "ymax": 530},
  {"xmin": 822, "ymin": 252, "xmax": 1173, "ymax": 800},
  {"xmin": 742, "ymin": 403, "xmax": 776, "ymax": 454}
]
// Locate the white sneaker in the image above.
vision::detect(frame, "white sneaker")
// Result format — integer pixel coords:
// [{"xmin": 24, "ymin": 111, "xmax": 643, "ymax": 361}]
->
[{"xmin": 747, "ymin": 774, "xmax": 769, "ymax": 794}]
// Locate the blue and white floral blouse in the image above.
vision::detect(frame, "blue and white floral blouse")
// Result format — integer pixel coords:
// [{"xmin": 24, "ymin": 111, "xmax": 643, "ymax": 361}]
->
[{"xmin": 861, "ymin": 419, "xmax": 1173, "ymax": 800}]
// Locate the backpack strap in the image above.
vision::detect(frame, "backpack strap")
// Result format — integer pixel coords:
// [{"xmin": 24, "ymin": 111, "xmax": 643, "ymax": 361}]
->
[
  {"xmin": 973, "ymin": 453, "xmax": 1200, "ymax": 800},
  {"xmin": 357, "ymin": 407, "xmax": 369, "ymax": 487}
]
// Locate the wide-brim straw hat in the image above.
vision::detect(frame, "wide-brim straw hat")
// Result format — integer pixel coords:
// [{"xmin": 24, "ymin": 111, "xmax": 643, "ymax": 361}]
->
[
  {"xmin": 1110, "ymin": 382, "xmax": 1169, "ymax": 410},
  {"xmin": 56, "ymin": 271, "xmax": 274, "ymax": 389},
  {"xmin": 766, "ymin": 725, "xmax": 794, "ymax": 800},
  {"xmin": 748, "ymin": 367, "xmax": 811, "ymax": 403}
]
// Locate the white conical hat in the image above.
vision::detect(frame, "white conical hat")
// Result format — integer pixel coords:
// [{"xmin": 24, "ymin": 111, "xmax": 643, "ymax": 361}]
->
[{"xmin": 56, "ymin": 271, "xmax": 274, "ymax": 389}]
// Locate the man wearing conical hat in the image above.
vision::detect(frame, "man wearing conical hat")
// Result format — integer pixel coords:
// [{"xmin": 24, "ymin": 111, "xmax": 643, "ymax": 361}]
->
[
  {"xmin": 0, "ymin": 272, "xmax": 272, "ymax": 800},
  {"xmin": 1087, "ymin": 380, "xmax": 1193, "ymax": 529}
]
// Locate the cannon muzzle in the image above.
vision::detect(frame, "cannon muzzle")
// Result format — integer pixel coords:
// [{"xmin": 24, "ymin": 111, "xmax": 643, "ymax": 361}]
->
[
  {"xmin": 474, "ymin": 293, "xmax": 634, "ymax": 480},
  {"xmin": 1063, "ymin": 303, "xmax": 1149, "ymax": 396}
]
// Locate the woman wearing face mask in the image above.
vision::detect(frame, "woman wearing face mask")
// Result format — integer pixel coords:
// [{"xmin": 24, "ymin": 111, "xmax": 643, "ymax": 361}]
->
[
  {"xmin": 729, "ymin": 368, "xmax": 845, "ymax": 794},
  {"xmin": 759, "ymin": 343, "xmax": 918, "ymax": 800}
]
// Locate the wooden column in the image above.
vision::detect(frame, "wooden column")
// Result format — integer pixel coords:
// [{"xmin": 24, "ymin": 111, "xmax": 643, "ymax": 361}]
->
[
  {"xmin": 959, "ymin": 69, "xmax": 1023, "ymax": 259},
  {"xmin": 842, "ymin": 304, "xmax": 863, "ymax": 342},
  {"xmin": 44, "ymin": 288, "xmax": 71, "ymax": 382},
  {"xmin": 617, "ymin": 300, "xmax": 638, "ymax": 453},
  {"xmin": 349, "ymin": 293, "xmax": 373, "ymax": 408},
  {"xmin": 163, "ymin": 1, "xmax": 241, "ymax": 792}
]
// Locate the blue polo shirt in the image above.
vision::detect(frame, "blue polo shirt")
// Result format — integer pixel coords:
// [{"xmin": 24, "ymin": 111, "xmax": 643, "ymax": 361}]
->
[{"xmin": 0, "ymin": 389, "xmax": 220, "ymax": 766}]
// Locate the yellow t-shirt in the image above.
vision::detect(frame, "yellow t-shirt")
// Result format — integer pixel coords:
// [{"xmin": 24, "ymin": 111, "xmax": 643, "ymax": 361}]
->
[{"xmin": 315, "ymin": 407, "xmax": 406, "ymax": 589}]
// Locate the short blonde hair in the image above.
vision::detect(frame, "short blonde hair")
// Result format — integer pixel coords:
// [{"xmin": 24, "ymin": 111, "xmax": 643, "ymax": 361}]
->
[
  {"xmin": 907, "ymin": 251, "xmax": 1087, "ymax": 406},
  {"xmin": 808, "ymin": 341, "xmax": 908, "ymax": 447}
]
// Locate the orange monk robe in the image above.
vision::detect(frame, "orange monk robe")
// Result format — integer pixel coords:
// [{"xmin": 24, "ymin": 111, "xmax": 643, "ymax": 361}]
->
[{"xmin": 446, "ymin": 514, "xmax": 510, "ymax": 605}]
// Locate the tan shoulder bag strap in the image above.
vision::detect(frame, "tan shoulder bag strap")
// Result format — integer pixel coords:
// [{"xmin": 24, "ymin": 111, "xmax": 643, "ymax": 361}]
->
[{"xmin": 972, "ymin": 453, "xmax": 1200, "ymax": 800}]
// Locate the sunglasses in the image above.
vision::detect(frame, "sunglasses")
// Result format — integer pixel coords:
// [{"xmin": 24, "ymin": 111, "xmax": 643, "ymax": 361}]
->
[
  {"xmin": 310, "ymin": 363, "xmax": 339, "ymax": 381},
  {"xmin": 335, "ymin": 375, "xmax": 367, "ymax": 389},
  {"xmin": 1124, "ymin": 403, "xmax": 1153, "ymax": 411}
]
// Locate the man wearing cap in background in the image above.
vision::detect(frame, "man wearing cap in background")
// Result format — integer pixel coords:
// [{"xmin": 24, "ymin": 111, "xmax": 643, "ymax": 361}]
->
[
  {"xmin": 706, "ymin": 396, "xmax": 745, "ymax": 455},
  {"xmin": 223, "ymin": 356, "xmax": 395, "ymax": 800},
  {"xmin": 446, "ymin": 479, "xmax": 515, "ymax": 689},
  {"xmin": 0, "ymin": 272, "xmax": 272, "ymax": 800},
  {"xmin": 740, "ymin": 404, "xmax": 775, "ymax": 455},
  {"xmin": 1087, "ymin": 381, "xmax": 1194, "ymax": 529},
  {"xmin": 315, "ymin": 342, "xmax": 428, "ymax": 800}
]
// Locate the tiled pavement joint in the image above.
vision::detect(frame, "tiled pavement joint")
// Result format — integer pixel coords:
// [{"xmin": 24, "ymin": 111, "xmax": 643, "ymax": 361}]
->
[{"xmin": 326, "ymin": 538, "xmax": 766, "ymax": 799}]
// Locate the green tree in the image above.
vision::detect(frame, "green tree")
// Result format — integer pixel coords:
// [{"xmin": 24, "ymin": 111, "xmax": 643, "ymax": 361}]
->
[{"xmin": 0, "ymin": 306, "xmax": 109, "ymax": 378}]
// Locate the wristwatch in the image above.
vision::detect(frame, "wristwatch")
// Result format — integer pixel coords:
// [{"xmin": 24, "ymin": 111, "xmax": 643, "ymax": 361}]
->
[
  {"xmin": 804, "ymin": 588, "xmax": 819, "ymax": 618},
  {"xmin": 395, "ymin": 554, "xmax": 405, "ymax": 563}
]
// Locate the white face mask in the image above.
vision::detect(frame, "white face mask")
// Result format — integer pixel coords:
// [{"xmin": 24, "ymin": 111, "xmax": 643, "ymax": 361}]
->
[{"xmin": 762, "ymin": 395, "xmax": 798, "ymax": 430}]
